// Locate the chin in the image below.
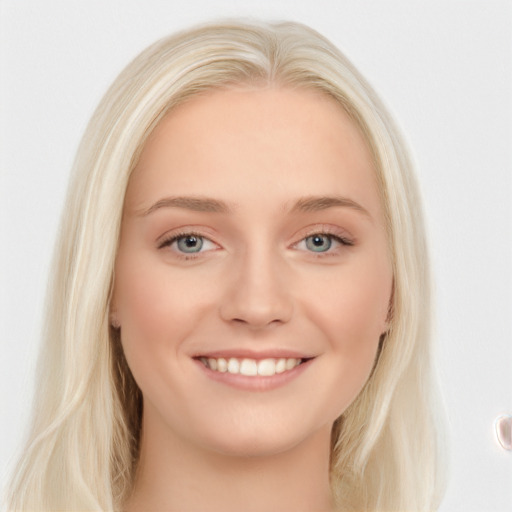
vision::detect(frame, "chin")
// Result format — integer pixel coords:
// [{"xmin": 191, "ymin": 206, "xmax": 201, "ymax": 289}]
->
[
  {"xmin": 209, "ymin": 436, "xmax": 296, "ymax": 458},
  {"xmin": 193, "ymin": 418, "xmax": 331, "ymax": 460}
]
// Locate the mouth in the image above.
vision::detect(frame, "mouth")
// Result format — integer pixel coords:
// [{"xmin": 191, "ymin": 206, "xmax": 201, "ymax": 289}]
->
[{"xmin": 196, "ymin": 356, "xmax": 311, "ymax": 377}]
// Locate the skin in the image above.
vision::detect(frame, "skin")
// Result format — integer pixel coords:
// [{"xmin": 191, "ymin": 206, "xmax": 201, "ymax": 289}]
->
[{"xmin": 112, "ymin": 86, "xmax": 393, "ymax": 512}]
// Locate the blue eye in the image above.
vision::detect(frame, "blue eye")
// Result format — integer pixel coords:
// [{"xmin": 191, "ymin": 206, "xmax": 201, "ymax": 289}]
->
[
  {"xmin": 304, "ymin": 234, "xmax": 333, "ymax": 252},
  {"xmin": 158, "ymin": 232, "xmax": 218, "ymax": 256},
  {"xmin": 175, "ymin": 235, "xmax": 204, "ymax": 253},
  {"xmin": 294, "ymin": 231, "xmax": 353, "ymax": 255}
]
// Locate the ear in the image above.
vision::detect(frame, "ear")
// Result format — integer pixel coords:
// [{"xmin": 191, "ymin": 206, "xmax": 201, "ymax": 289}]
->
[
  {"xmin": 109, "ymin": 277, "xmax": 121, "ymax": 329},
  {"xmin": 382, "ymin": 279, "xmax": 395, "ymax": 333},
  {"xmin": 110, "ymin": 313, "xmax": 120, "ymax": 329},
  {"xmin": 109, "ymin": 302, "xmax": 121, "ymax": 329}
]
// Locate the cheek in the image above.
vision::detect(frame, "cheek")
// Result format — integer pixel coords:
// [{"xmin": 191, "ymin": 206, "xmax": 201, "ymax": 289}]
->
[
  {"xmin": 300, "ymin": 253, "xmax": 391, "ymax": 396},
  {"xmin": 111, "ymin": 254, "xmax": 218, "ymax": 416},
  {"xmin": 112, "ymin": 253, "xmax": 211, "ymax": 367},
  {"xmin": 115, "ymin": 266, "xmax": 172, "ymax": 345},
  {"xmin": 114, "ymin": 249, "xmax": 210, "ymax": 329},
  {"xmin": 311, "ymin": 256, "xmax": 391, "ymax": 342}
]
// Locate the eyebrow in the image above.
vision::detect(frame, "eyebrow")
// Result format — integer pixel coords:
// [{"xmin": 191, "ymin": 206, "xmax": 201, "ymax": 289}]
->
[
  {"xmin": 290, "ymin": 195, "xmax": 371, "ymax": 218},
  {"xmin": 138, "ymin": 194, "xmax": 371, "ymax": 219},
  {"xmin": 139, "ymin": 196, "xmax": 231, "ymax": 216}
]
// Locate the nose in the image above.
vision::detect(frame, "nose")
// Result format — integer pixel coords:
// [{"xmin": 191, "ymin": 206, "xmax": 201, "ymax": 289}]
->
[{"xmin": 219, "ymin": 249, "xmax": 293, "ymax": 329}]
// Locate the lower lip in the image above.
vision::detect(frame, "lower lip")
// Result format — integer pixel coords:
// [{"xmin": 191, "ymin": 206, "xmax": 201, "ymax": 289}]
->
[{"xmin": 193, "ymin": 358, "xmax": 314, "ymax": 391}]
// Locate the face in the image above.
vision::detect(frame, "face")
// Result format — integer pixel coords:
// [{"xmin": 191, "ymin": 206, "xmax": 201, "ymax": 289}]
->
[{"xmin": 112, "ymin": 86, "xmax": 392, "ymax": 457}]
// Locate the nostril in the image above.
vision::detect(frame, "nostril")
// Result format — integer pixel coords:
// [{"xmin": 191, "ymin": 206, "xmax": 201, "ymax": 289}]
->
[
  {"xmin": 231, "ymin": 316, "xmax": 284, "ymax": 329},
  {"xmin": 218, "ymin": 270, "xmax": 294, "ymax": 327}
]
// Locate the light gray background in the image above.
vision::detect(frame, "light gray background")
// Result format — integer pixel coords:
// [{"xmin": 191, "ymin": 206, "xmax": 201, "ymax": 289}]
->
[{"xmin": 1, "ymin": 1, "xmax": 511, "ymax": 510}]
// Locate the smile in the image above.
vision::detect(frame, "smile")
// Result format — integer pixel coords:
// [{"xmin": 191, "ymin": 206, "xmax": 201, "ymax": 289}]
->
[{"xmin": 199, "ymin": 357, "xmax": 303, "ymax": 377}]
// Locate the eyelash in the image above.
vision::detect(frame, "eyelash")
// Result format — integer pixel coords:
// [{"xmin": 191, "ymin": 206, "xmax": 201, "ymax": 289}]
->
[
  {"xmin": 157, "ymin": 227, "xmax": 354, "ymax": 260},
  {"xmin": 296, "ymin": 230, "xmax": 354, "ymax": 256},
  {"xmin": 157, "ymin": 230, "xmax": 217, "ymax": 260}
]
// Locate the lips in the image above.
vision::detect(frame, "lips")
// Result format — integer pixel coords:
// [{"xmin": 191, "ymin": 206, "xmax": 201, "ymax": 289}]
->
[
  {"xmin": 199, "ymin": 356, "xmax": 304, "ymax": 376},
  {"xmin": 193, "ymin": 351, "xmax": 315, "ymax": 391}
]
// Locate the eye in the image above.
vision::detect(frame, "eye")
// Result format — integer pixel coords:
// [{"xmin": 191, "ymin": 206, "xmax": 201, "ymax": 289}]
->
[
  {"xmin": 159, "ymin": 232, "xmax": 218, "ymax": 255},
  {"xmin": 304, "ymin": 234, "xmax": 333, "ymax": 252},
  {"xmin": 175, "ymin": 234, "xmax": 205, "ymax": 253},
  {"xmin": 294, "ymin": 231, "xmax": 353, "ymax": 254}
]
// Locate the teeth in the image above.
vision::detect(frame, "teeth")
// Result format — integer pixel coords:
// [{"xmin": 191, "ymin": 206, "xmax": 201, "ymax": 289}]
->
[
  {"xmin": 240, "ymin": 359, "xmax": 258, "ymax": 376},
  {"xmin": 227, "ymin": 358, "xmax": 240, "ymax": 374},
  {"xmin": 217, "ymin": 358, "xmax": 228, "ymax": 372},
  {"xmin": 201, "ymin": 357, "xmax": 302, "ymax": 376},
  {"xmin": 275, "ymin": 358, "xmax": 286, "ymax": 374},
  {"xmin": 257, "ymin": 358, "xmax": 275, "ymax": 376},
  {"xmin": 285, "ymin": 358, "xmax": 298, "ymax": 370}
]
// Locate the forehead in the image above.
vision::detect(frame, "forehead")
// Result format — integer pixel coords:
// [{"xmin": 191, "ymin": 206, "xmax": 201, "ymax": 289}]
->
[{"xmin": 126, "ymin": 86, "xmax": 381, "ymax": 220}]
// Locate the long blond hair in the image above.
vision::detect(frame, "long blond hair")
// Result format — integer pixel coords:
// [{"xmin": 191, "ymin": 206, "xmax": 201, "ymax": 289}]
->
[{"xmin": 6, "ymin": 20, "xmax": 446, "ymax": 511}]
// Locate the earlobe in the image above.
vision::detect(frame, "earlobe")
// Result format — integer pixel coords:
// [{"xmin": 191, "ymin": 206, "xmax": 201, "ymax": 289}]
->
[
  {"xmin": 383, "ymin": 303, "xmax": 393, "ymax": 333},
  {"xmin": 109, "ymin": 309, "xmax": 121, "ymax": 329},
  {"xmin": 109, "ymin": 281, "xmax": 121, "ymax": 329},
  {"xmin": 383, "ymin": 280, "xmax": 395, "ymax": 332}
]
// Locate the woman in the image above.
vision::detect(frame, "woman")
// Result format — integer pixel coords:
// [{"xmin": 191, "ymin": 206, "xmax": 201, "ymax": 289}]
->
[{"xmin": 6, "ymin": 20, "xmax": 446, "ymax": 511}]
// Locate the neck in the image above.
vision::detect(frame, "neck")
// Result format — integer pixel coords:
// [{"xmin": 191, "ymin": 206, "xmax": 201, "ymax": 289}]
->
[{"xmin": 125, "ymin": 416, "xmax": 335, "ymax": 512}]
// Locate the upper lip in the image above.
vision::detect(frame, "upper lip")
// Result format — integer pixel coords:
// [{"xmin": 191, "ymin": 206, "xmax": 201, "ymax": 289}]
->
[{"xmin": 192, "ymin": 349, "xmax": 316, "ymax": 360}]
